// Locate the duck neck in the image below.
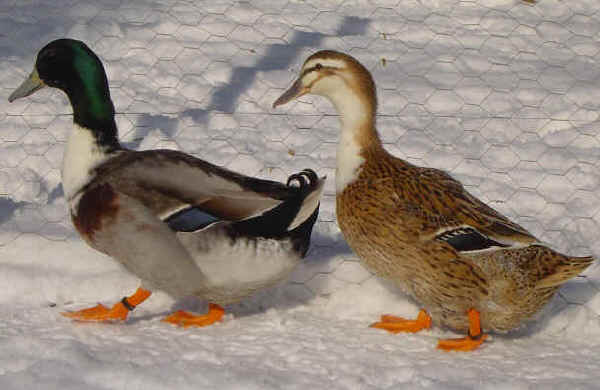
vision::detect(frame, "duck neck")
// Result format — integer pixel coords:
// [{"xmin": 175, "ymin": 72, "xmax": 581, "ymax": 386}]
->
[
  {"xmin": 66, "ymin": 80, "xmax": 120, "ymax": 152},
  {"xmin": 61, "ymin": 86, "xmax": 121, "ymax": 200},
  {"xmin": 329, "ymin": 87, "xmax": 381, "ymax": 193}
]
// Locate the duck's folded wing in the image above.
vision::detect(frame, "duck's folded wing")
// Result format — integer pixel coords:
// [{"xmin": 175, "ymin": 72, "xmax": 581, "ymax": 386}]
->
[
  {"xmin": 395, "ymin": 167, "xmax": 539, "ymax": 253},
  {"xmin": 163, "ymin": 207, "xmax": 222, "ymax": 232},
  {"xmin": 93, "ymin": 150, "xmax": 295, "ymax": 222},
  {"xmin": 433, "ymin": 226, "xmax": 512, "ymax": 252}
]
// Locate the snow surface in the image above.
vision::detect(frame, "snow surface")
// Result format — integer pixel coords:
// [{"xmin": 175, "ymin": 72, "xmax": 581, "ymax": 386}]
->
[{"xmin": 2, "ymin": 0, "xmax": 600, "ymax": 388}]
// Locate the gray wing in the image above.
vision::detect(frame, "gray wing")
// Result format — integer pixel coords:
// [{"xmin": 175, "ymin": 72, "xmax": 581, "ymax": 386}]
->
[
  {"xmin": 92, "ymin": 149, "xmax": 295, "ymax": 222},
  {"xmin": 75, "ymin": 184, "xmax": 209, "ymax": 297}
]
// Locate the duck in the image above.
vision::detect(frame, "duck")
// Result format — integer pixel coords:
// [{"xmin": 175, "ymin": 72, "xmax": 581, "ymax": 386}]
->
[
  {"xmin": 272, "ymin": 50, "xmax": 595, "ymax": 351},
  {"xmin": 8, "ymin": 38, "xmax": 325, "ymax": 327}
]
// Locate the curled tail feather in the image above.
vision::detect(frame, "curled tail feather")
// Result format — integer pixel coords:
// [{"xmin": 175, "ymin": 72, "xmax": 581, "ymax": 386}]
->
[{"xmin": 287, "ymin": 169, "xmax": 326, "ymax": 231}]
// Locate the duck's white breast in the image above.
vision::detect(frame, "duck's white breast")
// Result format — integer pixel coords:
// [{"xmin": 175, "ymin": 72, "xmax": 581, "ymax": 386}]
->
[{"xmin": 62, "ymin": 123, "xmax": 113, "ymax": 203}]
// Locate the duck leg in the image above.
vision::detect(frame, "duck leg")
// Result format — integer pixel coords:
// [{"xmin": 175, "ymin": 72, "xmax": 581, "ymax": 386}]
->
[
  {"xmin": 437, "ymin": 309, "xmax": 487, "ymax": 351},
  {"xmin": 162, "ymin": 303, "xmax": 225, "ymax": 328},
  {"xmin": 62, "ymin": 287, "xmax": 151, "ymax": 322},
  {"xmin": 370, "ymin": 309, "xmax": 432, "ymax": 333}
]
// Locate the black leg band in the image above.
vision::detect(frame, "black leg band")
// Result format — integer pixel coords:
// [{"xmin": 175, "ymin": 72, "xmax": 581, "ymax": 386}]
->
[
  {"xmin": 468, "ymin": 330, "xmax": 483, "ymax": 340},
  {"xmin": 121, "ymin": 297, "xmax": 136, "ymax": 311}
]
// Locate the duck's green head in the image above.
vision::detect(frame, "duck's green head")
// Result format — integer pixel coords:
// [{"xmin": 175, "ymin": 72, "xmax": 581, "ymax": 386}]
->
[{"xmin": 9, "ymin": 39, "xmax": 115, "ymax": 131}]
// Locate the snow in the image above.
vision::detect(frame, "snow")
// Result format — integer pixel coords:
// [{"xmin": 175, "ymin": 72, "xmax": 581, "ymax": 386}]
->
[{"xmin": 2, "ymin": 0, "xmax": 600, "ymax": 388}]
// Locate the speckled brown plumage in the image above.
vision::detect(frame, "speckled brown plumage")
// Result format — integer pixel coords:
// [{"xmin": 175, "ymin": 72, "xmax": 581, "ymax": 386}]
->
[
  {"xmin": 275, "ymin": 49, "xmax": 595, "ymax": 337},
  {"xmin": 337, "ymin": 143, "xmax": 593, "ymax": 332},
  {"xmin": 339, "ymin": 109, "xmax": 592, "ymax": 333}
]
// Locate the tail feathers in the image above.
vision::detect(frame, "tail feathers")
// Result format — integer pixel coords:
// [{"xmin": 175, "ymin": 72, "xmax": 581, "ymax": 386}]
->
[
  {"xmin": 227, "ymin": 169, "xmax": 325, "ymax": 239},
  {"xmin": 289, "ymin": 203, "xmax": 320, "ymax": 257},
  {"xmin": 287, "ymin": 169, "xmax": 326, "ymax": 231},
  {"xmin": 536, "ymin": 255, "xmax": 595, "ymax": 289}
]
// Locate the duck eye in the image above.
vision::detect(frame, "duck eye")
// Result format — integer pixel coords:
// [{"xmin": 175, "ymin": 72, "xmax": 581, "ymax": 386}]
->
[{"xmin": 315, "ymin": 63, "xmax": 322, "ymax": 70}]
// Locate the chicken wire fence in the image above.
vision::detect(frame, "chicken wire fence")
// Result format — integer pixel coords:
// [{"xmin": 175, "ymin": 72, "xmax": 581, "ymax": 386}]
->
[{"xmin": 1, "ymin": 0, "xmax": 600, "ymax": 312}]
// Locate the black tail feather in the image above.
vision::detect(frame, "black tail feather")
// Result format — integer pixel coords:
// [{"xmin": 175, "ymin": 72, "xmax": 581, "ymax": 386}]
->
[
  {"xmin": 227, "ymin": 168, "xmax": 321, "ymax": 249},
  {"xmin": 288, "ymin": 203, "xmax": 320, "ymax": 257}
]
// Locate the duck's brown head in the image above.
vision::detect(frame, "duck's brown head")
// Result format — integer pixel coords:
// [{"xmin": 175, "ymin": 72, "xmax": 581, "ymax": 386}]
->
[{"xmin": 273, "ymin": 50, "xmax": 377, "ymax": 119}]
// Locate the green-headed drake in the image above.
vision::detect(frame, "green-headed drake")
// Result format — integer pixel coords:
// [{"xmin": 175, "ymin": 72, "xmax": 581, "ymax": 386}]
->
[{"xmin": 9, "ymin": 38, "xmax": 325, "ymax": 327}]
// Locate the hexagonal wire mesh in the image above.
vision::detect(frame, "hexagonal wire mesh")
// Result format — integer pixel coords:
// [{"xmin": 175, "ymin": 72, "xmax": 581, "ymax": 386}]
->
[{"xmin": 1, "ymin": 0, "xmax": 600, "ymax": 325}]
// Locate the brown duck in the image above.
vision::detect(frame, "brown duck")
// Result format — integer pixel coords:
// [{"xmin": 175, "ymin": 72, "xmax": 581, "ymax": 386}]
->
[{"xmin": 273, "ymin": 50, "xmax": 595, "ymax": 351}]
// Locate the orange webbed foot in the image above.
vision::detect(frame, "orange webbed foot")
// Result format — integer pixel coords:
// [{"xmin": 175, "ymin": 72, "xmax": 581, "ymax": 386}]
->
[
  {"xmin": 162, "ymin": 303, "xmax": 225, "ymax": 328},
  {"xmin": 437, "ymin": 309, "xmax": 487, "ymax": 352},
  {"xmin": 437, "ymin": 334, "xmax": 487, "ymax": 352},
  {"xmin": 61, "ymin": 302, "xmax": 129, "ymax": 322},
  {"xmin": 370, "ymin": 309, "xmax": 432, "ymax": 333},
  {"xmin": 61, "ymin": 287, "xmax": 151, "ymax": 323}
]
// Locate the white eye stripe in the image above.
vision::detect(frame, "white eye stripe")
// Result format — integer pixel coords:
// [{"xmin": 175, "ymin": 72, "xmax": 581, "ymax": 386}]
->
[{"xmin": 303, "ymin": 58, "xmax": 345, "ymax": 71}]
